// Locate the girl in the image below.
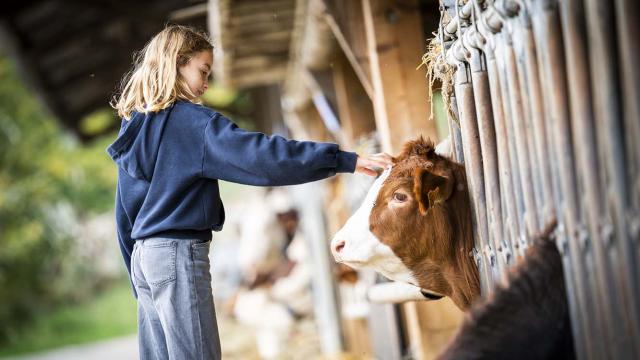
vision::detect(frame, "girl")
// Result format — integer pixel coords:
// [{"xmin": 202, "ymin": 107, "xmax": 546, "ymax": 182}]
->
[{"xmin": 107, "ymin": 24, "xmax": 392, "ymax": 360}]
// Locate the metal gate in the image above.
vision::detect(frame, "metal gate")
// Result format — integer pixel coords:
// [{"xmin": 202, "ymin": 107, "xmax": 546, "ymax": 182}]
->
[{"xmin": 431, "ymin": 0, "xmax": 640, "ymax": 358}]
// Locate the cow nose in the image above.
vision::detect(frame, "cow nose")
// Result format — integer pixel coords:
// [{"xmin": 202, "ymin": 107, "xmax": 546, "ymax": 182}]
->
[{"xmin": 333, "ymin": 239, "xmax": 346, "ymax": 255}]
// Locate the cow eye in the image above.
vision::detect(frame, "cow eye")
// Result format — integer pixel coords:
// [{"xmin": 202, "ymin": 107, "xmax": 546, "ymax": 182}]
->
[{"xmin": 392, "ymin": 192, "xmax": 408, "ymax": 202}]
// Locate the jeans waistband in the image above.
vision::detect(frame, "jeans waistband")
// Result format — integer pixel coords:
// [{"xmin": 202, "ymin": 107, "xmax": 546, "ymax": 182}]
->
[{"xmin": 138, "ymin": 229, "xmax": 212, "ymax": 241}]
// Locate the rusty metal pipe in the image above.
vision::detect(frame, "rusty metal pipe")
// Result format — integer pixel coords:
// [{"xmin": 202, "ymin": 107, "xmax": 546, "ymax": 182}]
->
[
  {"xmin": 454, "ymin": 62, "xmax": 494, "ymax": 294},
  {"xmin": 471, "ymin": 1, "xmax": 521, "ymax": 268},
  {"xmin": 519, "ymin": 18, "xmax": 555, "ymax": 228},
  {"xmin": 468, "ymin": 43, "xmax": 507, "ymax": 280},
  {"xmin": 502, "ymin": 27, "xmax": 540, "ymax": 239},
  {"xmin": 511, "ymin": 20, "xmax": 547, "ymax": 233},
  {"xmin": 493, "ymin": 34, "xmax": 528, "ymax": 259},
  {"xmin": 483, "ymin": 43, "xmax": 518, "ymax": 269}
]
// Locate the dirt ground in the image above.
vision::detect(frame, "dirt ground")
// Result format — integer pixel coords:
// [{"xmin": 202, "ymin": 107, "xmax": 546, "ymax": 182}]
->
[{"xmin": 219, "ymin": 314, "xmax": 324, "ymax": 360}]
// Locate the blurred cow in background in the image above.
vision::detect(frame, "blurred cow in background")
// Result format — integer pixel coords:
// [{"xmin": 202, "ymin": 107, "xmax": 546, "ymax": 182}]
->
[{"xmin": 232, "ymin": 189, "xmax": 313, "ymax": 359}]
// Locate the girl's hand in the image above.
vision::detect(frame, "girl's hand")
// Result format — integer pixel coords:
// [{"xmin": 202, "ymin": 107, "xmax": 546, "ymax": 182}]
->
[{"xmin": 355, "ymin": 153, "xmax": 394, "ymax": 177}]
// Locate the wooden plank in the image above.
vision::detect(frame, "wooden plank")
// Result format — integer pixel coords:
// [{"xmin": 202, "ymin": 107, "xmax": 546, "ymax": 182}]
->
[{"xmin": 362, "ymin": 0, "xmax": 437, "ymax": 153}]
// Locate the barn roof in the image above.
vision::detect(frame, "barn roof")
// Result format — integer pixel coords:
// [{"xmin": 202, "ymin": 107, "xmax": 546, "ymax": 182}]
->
[
  {"xmin": 208, "ymin": 0, "xmax": 297, "ymax": 89},
  {"xmin": 0, "ymin": 0, "xmax": 209, "ymax": 140}
]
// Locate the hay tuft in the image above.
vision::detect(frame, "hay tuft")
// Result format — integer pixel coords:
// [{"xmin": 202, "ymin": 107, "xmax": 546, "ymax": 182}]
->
[{"xmin": 419, "ymin": 36, "xmax": 457, "ymax": 123}]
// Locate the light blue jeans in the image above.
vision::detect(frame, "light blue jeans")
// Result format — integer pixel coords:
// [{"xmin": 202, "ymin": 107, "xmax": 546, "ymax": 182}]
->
[{"xmin": 131, "ymin": 238, "xmax": 221, "ymax": 360}]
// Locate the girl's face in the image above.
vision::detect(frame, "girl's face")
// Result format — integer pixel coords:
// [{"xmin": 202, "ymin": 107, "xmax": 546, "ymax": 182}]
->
[{"xmin": 179, "ymin": 50, "xmax": 213, "ymax": 99}]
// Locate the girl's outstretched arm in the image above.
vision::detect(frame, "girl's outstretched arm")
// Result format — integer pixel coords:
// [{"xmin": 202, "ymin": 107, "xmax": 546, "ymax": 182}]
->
[{"xmin": 202, "ymin": 113, "xmax": 391, "ymax": 185}]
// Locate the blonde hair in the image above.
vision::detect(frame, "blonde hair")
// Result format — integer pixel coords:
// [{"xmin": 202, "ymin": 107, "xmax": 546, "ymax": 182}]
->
[{"xmin": 112, "ymin": 24, "xmax": 214, "ymax": 119}]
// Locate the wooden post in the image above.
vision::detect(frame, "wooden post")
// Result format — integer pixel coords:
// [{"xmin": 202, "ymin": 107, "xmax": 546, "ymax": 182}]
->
[
  {"xmin": 361, "ymin": 1, "xmax": 461, "ymax": 358},
  {"xmin": 362, "ymin": 0, "xmax": 437, "ymax": 153}
]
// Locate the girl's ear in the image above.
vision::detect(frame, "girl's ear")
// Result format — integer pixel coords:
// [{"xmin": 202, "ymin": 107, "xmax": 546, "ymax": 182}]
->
[{"xmin": 413, "ymin": 167, "xmax": 454, "ymax": 215}]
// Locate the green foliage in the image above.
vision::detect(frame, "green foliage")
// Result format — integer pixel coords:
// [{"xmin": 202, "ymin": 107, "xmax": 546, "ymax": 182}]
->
[
  {"xmin": 80, "ymin": 108, "xmax": 115, "ymax": 137},
  {"xmin": 0, "ymin": 280, "xmax": 137, "ymax": 357},
  {"xmin": 432, "ymin": 90, "xmax": 450, "ymax": 140},
  {"xmin": 0, "ymin": 55, "xmax": 119, "ymax": 342}
]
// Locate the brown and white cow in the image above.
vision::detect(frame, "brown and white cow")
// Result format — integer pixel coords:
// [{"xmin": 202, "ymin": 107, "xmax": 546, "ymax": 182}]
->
[
  {"xmin": 331, "ymin": 137, "xmax": 575, "ymax": 359},
  {"xmin": 331, "ymin": 136, "xmax": 480, "ymax": 310}
]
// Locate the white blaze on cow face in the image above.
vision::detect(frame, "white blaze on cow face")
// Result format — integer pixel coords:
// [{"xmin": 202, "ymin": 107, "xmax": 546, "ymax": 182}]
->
[{"xmin": 330, "ymin": 168, "xmax": 419, "ymax": 286}]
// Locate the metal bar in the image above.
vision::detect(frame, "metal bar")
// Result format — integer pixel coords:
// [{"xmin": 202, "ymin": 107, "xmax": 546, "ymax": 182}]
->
[
  {"xmin": 444, "ymin": 0, "xmax": 475, "ymax": 40},
  {"xmin": 584, "ymin": 0, "xmax": 640, "ymax": 356},
  {"xmin": 518, "ymin": 13, "xmax": 555, "ymax": 228},
  {"xmin": 493, "ymin": 32, "xmax": 528, "ymax": 259},
  {"xmin": 528, "ymin": 1, "xmax": 602, "ymax": 358},
  {"xmin": 613, "ymin": 0, "xmax": 640, "ymax": 336},
  {"xmin": 502, "ymin": 22, "xmax": 540, "ymax": 240},
  {"xmin": 615, "ymin": 0, "xmax": 640, "ymax": 211},
  {"xmin": 557, "ymin": 0, "xmax": 637, "ymax": 359},
  {"xmin": 470, "ymin": 4, "xmax": 521, "ymax": 268},
  {"xmin": 440, "ymin": 1, "xmax": 640, "ymax": 357},
  {"xmin": 466, "ymin": 29, "xmax": 507, "ymax": 280},
  {"xmin": 484, "ymin": 42, "xmax": 518, "ymax": 270},
  {"xmin": 454, "ymin": 61, "xmax": 493, "ymax": 294},
  {"xmin": 542, "ymin": 2, "xmax": 622, "ymax": 358},
  {"xmin": 511, "ymin": 15, "xmax": 546, "ymax": 232}
]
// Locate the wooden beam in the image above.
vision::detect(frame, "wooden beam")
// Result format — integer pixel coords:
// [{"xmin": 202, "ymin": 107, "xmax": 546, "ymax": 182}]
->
[
  {"xmin": 362, "ymin": 0, "xmax": 437, "ymax": 153},
  {"xmin": 233, "ymin": 28, "xmax": 291, "ymax": 42},
  {"xmin": 228, "ymin": 19, "xmax": 295, "ymax": 37},
  {"xmin": 232, "ymin": 39, "xmax": 292, "ymax": 54},
  {"xmin": 229, "ymin": 66, "xmax": 288, "ymax": 88},
  {"xmin": 232, "ymin": 54, "xmax": 289, "ymax": 70},
  {"xmin": 228, "ymin": 8, "xmax": 295, "ymax": 25},
  {"xmin": 231, "ymin": 0, "xmax": 295, "ymax": 15},
  {"xmin": 361, "ymin": 1, "xmax": 455, "ymax": 357},
  {"xmin": 332, "ymin": 52, "xmax": 376, "ymax": 149},
  {"xmin": 323, "ymin": 11, "xmax": 374, "ymax": 99}
]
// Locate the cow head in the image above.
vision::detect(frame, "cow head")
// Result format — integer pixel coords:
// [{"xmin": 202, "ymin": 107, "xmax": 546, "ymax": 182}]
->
[{"xmin": 331, "ymin": 137, "xmax": 480, "ymax": 309}]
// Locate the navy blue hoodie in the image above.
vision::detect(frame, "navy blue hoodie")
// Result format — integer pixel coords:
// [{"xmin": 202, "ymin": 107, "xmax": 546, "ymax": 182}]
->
[{"xmin": 106, "ymin": 100, "xmax": 357, "ymax": 293}]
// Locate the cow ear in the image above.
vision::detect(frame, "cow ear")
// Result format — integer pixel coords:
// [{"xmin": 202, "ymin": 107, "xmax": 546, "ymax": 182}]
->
[{"xmin": 413, "ymin": 167, "xmax": 454, "ymax": 215}]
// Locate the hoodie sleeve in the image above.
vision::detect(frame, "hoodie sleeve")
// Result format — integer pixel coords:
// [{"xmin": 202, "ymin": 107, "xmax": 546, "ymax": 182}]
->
[
  {"xmin": 202, "ymin": 113, "xmax": 358, "ymax": 185},
  {"xmin": 115, "ymin": 179, "xmax": 137, "ymax": 298}
]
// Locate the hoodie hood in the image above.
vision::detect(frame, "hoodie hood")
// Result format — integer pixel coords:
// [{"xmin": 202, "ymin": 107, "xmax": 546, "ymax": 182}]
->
[{"xmin": 106, "ymin": 106, "xmax": 173, "ymax": 181}]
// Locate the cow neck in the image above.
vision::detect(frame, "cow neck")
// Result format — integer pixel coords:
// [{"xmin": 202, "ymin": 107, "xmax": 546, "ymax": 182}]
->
[{"xmin": 413, "ymin": 189, "xmax": 480, "ymax": 310}]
